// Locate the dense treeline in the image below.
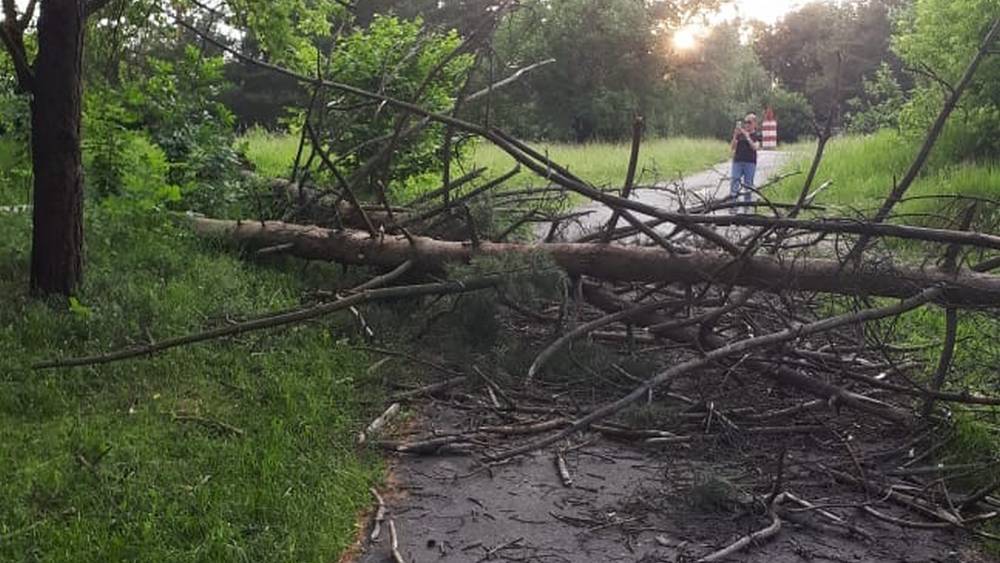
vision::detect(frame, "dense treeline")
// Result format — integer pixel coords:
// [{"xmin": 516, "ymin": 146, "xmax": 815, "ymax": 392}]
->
[
  {"xmin": 1, "ymin": 0, "xmax": 998, "ymax": 292},
  {"xmin": 5, "ymin": 1, "xmax": 992, "ymax": 158}
]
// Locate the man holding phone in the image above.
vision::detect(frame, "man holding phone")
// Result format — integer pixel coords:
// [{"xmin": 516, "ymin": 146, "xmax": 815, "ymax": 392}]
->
[{"xmin": 730, "ymin": 112, "xmax": 763, "ymax": 214}]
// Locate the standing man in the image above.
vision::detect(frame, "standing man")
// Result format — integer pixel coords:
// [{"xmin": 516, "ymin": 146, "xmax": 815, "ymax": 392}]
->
[{"xmin": 730, "ymin": 112, "xmax": 763, "ymax": 214}]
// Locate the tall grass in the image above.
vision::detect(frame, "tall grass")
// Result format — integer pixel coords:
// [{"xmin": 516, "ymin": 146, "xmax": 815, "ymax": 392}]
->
[
  {"xmin": 239, "ymin": 128, "xmax": 304, "ymax": 179},
  {"xmin": 466, "ymin": 137, "xmax": 731, "ymax": 189},
  {"xmin": 769, "ymin": 130, "xmax": 999, "ymax": 221},
  {"xmin": 776, "ymin": 130, "xmax": 1000, "ymax": 552},
  {"xmin": 238, "ymin": 131, "xmax": 731, "ymax": 196}
]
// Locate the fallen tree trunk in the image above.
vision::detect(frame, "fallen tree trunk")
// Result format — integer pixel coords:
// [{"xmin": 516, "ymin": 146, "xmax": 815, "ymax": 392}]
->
[{"xmin": 188, "ymin": 217, "xmax": 1000, "ymax": 308}]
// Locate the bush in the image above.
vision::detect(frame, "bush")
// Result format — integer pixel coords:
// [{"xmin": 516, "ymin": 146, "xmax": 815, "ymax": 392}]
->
[
  {"xmin": 761, "ymin": 88, "xmax": 815, "ymax": 143},
  {"xmin": 845, "ymin": 62, "xmax": 906, "ymax": 134},
  {"xmin": 317, "ymin": 15, "xmax": 474, "ymax": 195},
  {"xmin": 137, "ymin": 47, "xmax": 242, "ymax": 212},
  {"xmin": 893, "ymin": 0, "xmax": 1000, "ymax": 157}
]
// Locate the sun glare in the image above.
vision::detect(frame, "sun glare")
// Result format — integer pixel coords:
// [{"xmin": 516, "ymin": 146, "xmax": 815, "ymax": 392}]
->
[{"xmin": 672, "ymin": 27, "xmax": 700, "ymax": 51}]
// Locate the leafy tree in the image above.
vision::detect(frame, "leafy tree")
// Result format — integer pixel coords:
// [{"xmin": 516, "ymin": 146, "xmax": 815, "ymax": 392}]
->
[
  {"xmin": 225, "ymin": 0, "xmax": 351, "ymax": 72},
  {"xmin": 665, "ymin": 20, "xmax": 772, "ymax": 138},
  {"xmin": 0, "ymin": 0, "xmax": 113, "ymax": 296},
  {"xmin": 760, "ymin": 87, "xmax": 815, "ymax": 142},
  {"xmin": 893, "ymin": 0, "xmax": 1000, "ymax": 156},
  {"xmin": 354, "ymin": 0, "xmax": 509, "ymax": 32},
  {"xmin": 845, "ymin": 62, "xmax": 906, "ymax": 133},
  {"xmin": 752, "ymin": 0, "xmax": 906, "ymax": 119},
  {"xmin": 221, "ymin": 61, "xmax": 305, "ymax": 129},
  {"xmin": 317, "ymin": 15, "xmax": 475, "ymax": 190},
  {"xmin": 489, "ymin": 0, "xmax": 671, "ymax": 141}
]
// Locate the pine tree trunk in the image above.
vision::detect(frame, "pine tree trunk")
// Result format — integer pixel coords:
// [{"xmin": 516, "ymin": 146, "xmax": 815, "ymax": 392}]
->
[
  {"xmin": 29, "ymin": 0, "xmax": 85, "ymax": 295},
  {"xmin": 187, "ymin": 217, "xmax": 1000, "ymax": 308}
]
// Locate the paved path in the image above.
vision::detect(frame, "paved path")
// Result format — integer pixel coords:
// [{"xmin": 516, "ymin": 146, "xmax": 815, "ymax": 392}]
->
[{"xmin": 539, "ymin": 150, "xmax": 792, "ymax": 242}]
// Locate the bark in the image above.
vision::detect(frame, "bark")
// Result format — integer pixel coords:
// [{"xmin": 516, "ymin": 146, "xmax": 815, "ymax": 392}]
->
[
  {"xmin": 29, "ymin": 0, "xmax": 85, "ymax": 295},
  {"xmin": 188, "ymin": 217, "xmax": 1000, "ymax": 308}
]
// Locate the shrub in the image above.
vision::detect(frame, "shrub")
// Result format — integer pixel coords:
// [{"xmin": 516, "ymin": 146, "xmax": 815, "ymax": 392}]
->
[
  {"xmin": 845, "ymin": 62, "xmax": 906, "ymax": 134},
  {"xmin": 316, "ymin": 15, "xmax": 474, "ymax": 196},
  {"xmin": 761, "ymin": 88, "xmax": 815, "ymax": 143}
]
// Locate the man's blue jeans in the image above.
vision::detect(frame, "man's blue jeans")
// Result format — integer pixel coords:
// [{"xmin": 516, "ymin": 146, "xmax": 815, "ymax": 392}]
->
[{"xmin": 730, "ymin": 160, "xmax": 757, "ymax": 212}]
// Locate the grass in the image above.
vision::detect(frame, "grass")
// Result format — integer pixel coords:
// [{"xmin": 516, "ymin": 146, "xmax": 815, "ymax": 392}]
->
[
  {"xmin": 239, "ymin": 128, "xmax": 304, "ymax": 180},
  {"xmin": 768, "ymin": 130, "xmax": 1000, "ymax": 222},
  {"xmin": 238, "ymin": 131, "xmax": 731, "ymax": 196},
  {"xmin": 465, "ymin": 137, "xmax": 731, "ymax": 189},
  {"xmin": 0, "ymin": 203, "xmax": 381, "ymax": 561}
]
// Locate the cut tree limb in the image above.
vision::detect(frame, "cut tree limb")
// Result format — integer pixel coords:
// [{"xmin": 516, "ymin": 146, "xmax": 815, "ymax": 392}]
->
[{"xmin": 187, "ymin": 217, "xmax": 1000, "ymax": 308}]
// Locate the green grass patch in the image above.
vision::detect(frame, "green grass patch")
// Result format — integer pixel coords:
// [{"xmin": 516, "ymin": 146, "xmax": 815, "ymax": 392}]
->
[
  {"xmin": 0, "ymin": 208, "xmax": 380, "ymax": 561},
  {"xmin": 239, "ymin": 131, "xmax": 730, "ymax": 198},
  {"xmin": 239, "ymin": 128, "xmax": 304, "ymax": 180},
  {"xmin": 466, "ymin": 137, "xmax": 731, "ymax": 189},
  {"xmin": 769, "ymin": 130, "xmax": 999, "ymax": 222}
]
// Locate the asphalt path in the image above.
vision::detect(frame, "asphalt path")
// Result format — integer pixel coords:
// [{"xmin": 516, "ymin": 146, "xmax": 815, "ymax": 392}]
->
[{"xmin": 538, "ymin": 149, "xmax": 793, "ymax": 242}]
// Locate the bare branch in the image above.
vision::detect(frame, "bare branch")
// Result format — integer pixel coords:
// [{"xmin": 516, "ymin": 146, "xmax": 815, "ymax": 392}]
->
[{"xmin": 489, "ymin": 286, "xmax": 942, "ymax": 461}]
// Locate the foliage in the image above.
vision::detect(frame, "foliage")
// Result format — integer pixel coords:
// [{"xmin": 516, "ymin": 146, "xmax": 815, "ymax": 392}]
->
[
  {"xmin": 665, "ymin": 21, "xmax": 772, "ymax": 139},
  {"xmin": 893, "ymin": 0, "xmax": 1000, "ymax": 157},
  {"xmin": 221, "ymin": 64, "xmax": 306, "ymax": 130},
  {"xmin": 845, "ymin": 62, "xmax": 907, "ymax": 134},
  {"xmin": 752, "ymin": 0, "xmax": 905, "ymax": 119},
  {"xmin": 136, "ymin": 46, "xmax": 240, "ymax": 204},
  {"xmin": 761, "ymin": 87, "xmax": 815, "ymax": 142},
  {"xmin": 84, "ymin": 0, "xmax": 175, "ymax": 85},
  {"xmin": 0, "ymin": 208, "xmax": 380, "ymax": 561},
  {"xmin": 0, "ymin": 49, "xmax": 30, "ymax": 142},
  {"xmin": 0, "ymin": 138, "xmax": 31, "ymax": 205},
  {"xmin": 0, "ymin": 43, "xmax": 32, "ymax": 205},
  {"xmin": 312, "ymin": 15, "xmax": 474, "ymax": 192},
  {"xmin": 225, "ymin": 0, "xmax": 351, "ymax": 73},
  {"xmin": 213, "ymin": 0, "xmax": 354, "ymax": 128},
  {"xmin": 489, "ymin": 0, "xmax": 673, "ymax": 141},
  {"xmin": 77, "ymin": 49, "xmax": 247, "ymax": 216},
  {"xmin": 82, "ymin": 92, "xmax": 141, "ymax": 200}
]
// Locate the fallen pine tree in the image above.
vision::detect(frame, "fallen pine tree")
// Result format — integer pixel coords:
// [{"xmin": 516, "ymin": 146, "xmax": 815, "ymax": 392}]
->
[{"xmin": 187, "ymin": 216, "xmax": 1000, "ymax": 308}]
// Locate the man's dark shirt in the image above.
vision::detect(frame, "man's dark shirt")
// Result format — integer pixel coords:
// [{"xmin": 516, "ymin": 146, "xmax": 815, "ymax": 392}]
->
[{"xmin": 734, "ymin": 131, "xmax": 763, "ymax": 164}]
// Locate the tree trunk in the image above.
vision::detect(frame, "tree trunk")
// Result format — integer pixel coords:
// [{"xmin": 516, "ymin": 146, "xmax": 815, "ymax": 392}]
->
[
  {"xmin": 187, "ymin": 217, "xmax": 1000, "ymax": 308},
  {"xmin": 29, "ymin": 0, "xmax": 85, "ymax": 296}
]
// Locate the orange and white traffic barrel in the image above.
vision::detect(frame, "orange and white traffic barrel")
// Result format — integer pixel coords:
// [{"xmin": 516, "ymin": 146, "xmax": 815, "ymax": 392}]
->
[{"xmin": 762, "ymin": 107, "xmax": 778, "ymax": 149}]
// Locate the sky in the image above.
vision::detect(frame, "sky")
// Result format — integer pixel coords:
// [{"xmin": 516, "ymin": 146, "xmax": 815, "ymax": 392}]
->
[
  {"xmin": 723, "ymin": 0, "xmax": 819, "ymax": 25},
  {"xmin": 672, "ymin": 0, "xmax": 830, "ymax": 50}
]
